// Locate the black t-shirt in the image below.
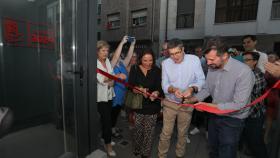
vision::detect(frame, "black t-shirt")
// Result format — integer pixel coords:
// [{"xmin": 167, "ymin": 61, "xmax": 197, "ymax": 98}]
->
[{"xmin": 128, "ymin": 65, "xmax": 163, "ymax": 115}]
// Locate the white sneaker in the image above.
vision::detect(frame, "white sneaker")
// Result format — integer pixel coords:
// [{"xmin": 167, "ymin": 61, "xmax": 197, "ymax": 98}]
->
[
  {"xmin": 186, "ymin": 135, "xmax": 191, "ymax": 144},
  {"xmin": 190, "ymin": 127, "xmax": 200, "ymax": 135},
  {"xmin": 107, "ymin": 150, "xmax": 116, "ymax": 157},
  {"xmin": 111, "ymin": 141, "xmax": 116, "ymax": 146}
]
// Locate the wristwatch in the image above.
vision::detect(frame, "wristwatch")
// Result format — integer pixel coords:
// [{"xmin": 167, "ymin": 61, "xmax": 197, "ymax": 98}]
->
[{"xmin": 190, "ymin": 86, "xmax": 198, "ymax": 93}]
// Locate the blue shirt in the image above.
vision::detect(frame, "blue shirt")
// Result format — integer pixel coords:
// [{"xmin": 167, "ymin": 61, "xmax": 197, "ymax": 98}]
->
[
  {"xmin": 162, "ymin": 54, "xmax": 205, "ymax": 103},
  {"xmin": 112, "ymin": 61, "xmax": 128, "ymax": 107}
]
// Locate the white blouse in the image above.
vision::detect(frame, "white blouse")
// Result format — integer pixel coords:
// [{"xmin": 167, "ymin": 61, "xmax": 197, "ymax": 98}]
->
[{"xmin": 97, "ymin": 58, "xmax": 115, "ymax": 102}]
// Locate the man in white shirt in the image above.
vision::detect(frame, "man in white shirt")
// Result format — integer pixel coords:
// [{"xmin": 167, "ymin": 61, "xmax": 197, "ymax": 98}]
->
[
  {"xmin": 158, "ymin": 39, "xmax": 205, "ymax": 158},
  {"xmin": 242, "ymin": 35, "xmax": 268, "ymax": 73}
]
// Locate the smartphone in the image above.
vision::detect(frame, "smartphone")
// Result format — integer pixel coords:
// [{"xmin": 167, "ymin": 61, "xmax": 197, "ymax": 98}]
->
[{"xmin": 127, "ymin": 36, "xmax": 135, "ymax": 43}]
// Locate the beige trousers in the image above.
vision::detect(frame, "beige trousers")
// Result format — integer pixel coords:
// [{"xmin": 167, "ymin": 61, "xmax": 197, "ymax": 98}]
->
[{"xmin": 158, "ymin": 99, "xmax": 193, "ymax": 158}]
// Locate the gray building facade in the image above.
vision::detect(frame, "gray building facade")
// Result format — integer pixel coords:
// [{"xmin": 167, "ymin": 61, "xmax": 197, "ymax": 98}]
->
[
  {"xmin": 161, "ymin": 0, "xmax": 280, "ymax": 54},
  {"xmin": 100, "ymin": 0, "xmax": 161, "ymax": 55}
]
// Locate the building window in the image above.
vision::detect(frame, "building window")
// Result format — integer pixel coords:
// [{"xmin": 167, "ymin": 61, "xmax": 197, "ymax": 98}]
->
[
  {"xmin": 132, "ymin": 9, "xmax": 147, "ymax": 27},
  {"xmin": 271, "ymin": 0, "xmax": 280, "ymax": 19},
  {"xmin": 176, "ymin": 0, "xmax": 195, "ymax": 28},
  {"xmin": 97, "ymin": 0, "xmax": 101, "ymax": 15},
  {"xmin": 215, "ymin": 0, "xmax": 258, "ymax": 23},
  {"xmin": 107, "ymin": 13, "xmax": 120, "ymax": 29},
  {"xmin": 97, "ymin": 4, "xmax": 101, "ymax": 15},
  {"xmin": 97, "ymin": 32, "xmax": 101, "ymax": 40},
  {"xmin": 97, "ymin": 18, "xmax": 101, "ymax": 25}
]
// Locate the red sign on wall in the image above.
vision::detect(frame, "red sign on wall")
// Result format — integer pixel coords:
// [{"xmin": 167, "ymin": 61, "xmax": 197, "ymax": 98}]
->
[{"xmin": 2, "ymin": 17, "xmax": 55, "ymax": 49}]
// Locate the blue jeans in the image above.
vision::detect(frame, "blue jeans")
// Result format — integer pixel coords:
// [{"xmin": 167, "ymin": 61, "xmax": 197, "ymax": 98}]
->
[{"xmin": 208, "ymin": 115, "xmax": 244, "ymax": 158}]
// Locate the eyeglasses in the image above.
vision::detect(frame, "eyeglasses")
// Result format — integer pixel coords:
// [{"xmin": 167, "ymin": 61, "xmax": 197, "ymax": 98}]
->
[{"xmin": 169, "ymin": 50, "xmax": 182, "ymax": 57}]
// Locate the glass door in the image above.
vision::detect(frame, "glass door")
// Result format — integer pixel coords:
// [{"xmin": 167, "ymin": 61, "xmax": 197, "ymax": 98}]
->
[{"xmin": 0, "ymin": 0, "xmax": 97, "ymax": 157}]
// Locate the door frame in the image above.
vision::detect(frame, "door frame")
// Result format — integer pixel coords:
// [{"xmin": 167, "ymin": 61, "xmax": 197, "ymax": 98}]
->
[
  {"xmin": 67, "ymin": 0, "xmax": 98, "ymax": 157},
  {"xmin": 87, "ymin": 0, "xmax": 99, "ymax": 152}
]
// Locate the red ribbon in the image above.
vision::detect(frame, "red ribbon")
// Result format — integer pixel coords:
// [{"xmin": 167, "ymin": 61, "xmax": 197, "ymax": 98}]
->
[
  {"xmin": 97, "ymin": 68, "xmax": 157, "ymax": 97},
  {"xmin": 97, "ymin": 68, "xmax": 280, "ymax": 114}
]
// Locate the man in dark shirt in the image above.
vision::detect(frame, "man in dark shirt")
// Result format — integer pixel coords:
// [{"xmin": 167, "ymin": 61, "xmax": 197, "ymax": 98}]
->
[{"xmin": 242, "ymin": 51, "xmax": 268, "ymax": 158}]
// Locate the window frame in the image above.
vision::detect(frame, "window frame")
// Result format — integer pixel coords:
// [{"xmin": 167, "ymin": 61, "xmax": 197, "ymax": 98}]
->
[
  {"xmin": 176, "ymin": 0, "xmax": 195, "ymax": 29},
  {"xmin": 131, "ymin": 9, "xmax": 148, "ymax": 27},
  {"xmin": 215, "ymin": 0, "xmax": 259, "ymax": 24},
  {"xmin": 107, "ymin": 13, "xmax": 121, "ymax": 30},
  {"xmin": 271, "ymin": 0, "xmax": 280, "ymax": 19}
]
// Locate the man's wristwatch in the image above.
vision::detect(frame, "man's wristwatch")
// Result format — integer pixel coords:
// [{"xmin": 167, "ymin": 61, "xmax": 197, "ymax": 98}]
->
[{"xmin": 190, "ymin": 86, "xmax": 198, "ymax": 93}]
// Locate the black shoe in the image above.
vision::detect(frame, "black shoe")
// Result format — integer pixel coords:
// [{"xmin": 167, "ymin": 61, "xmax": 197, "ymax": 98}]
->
[
  {"xmin": 133, "ymin": 151, "xmax": 140, "ymax": 156},
  {"xmin": 115, "ymin": 128, "xmax": 123, "ymax": 133}
]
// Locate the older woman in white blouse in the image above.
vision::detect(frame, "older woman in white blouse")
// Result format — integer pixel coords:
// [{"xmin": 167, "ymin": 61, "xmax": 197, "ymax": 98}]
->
[{"xmin": 97, "ymin": 40, "xmax": 126, "ymax": 157}]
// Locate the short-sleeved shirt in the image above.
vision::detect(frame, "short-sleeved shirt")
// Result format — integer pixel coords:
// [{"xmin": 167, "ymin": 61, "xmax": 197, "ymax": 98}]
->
[{"xmin": 112, "ymin": 61, "xmax": 129, "ymax": 107}]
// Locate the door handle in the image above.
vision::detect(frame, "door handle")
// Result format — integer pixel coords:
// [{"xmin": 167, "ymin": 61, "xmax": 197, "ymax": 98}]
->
[
  {"xmin": 73, "ymin": 66, "xmax": 84, "ymax": 79},
  {"xmin": 68, "ymin": 66, "xmax": 84, "ymax": 86}
]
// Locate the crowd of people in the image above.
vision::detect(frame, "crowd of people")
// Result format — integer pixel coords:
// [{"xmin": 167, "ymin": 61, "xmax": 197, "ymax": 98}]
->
[{"xmin": 96, "ymin": 35, "xmax": 280, "ymax": 158}]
